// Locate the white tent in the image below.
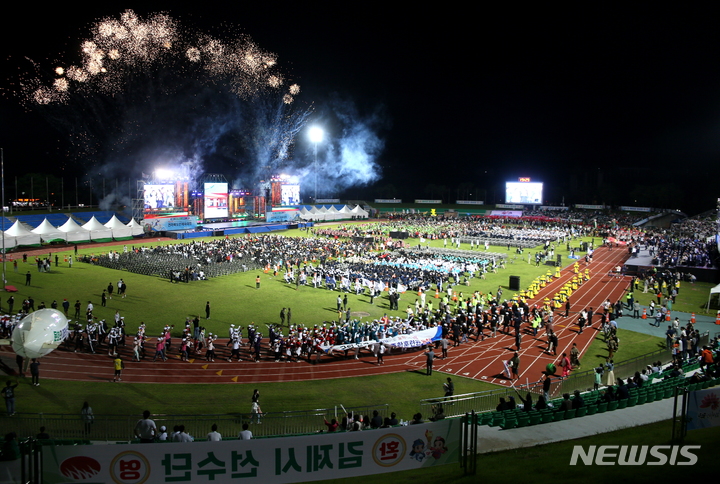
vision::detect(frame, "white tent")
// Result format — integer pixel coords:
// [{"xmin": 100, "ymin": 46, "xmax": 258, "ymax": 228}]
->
[
  {"xmin": 126, "ymin": 218, "xmax": 144, "ymax": 236},
  {"xmin": 30, "ymin": 218, "xmax": 65, "ymax": 243},
  {"xmin": 307, "ymin": 206, "xmax": 323, "ymax": 220},
  {"xmin": 316, "ymin": 206, "xmax": 331, "ymax": 221},
  {"xmin": 350, "ymin": 205, "xmax": 369, "ymax": 218},
  {"xmin": 707, "ymin": 283, "xmax": 720, "ymax": 312},
  {"xmin": 105, "ymin": 215, "xmax": 133, "ymax": 238},
  {"xmin": 301, "ymin": 205, "xmax": 356, "ymax": 222},
  {"xmin": 3, "ymin": 220, "xmax": 41, "ymax": 247},
  {"xmin": 82, "ymin": 216, "xmax": 113, "ymax": 241},
  {"xmin": 0, "ymin": 232, "xmax": 17, "ymax": 249},
  {"xmin": 58, "ymin": 217, "xmax": 90, "ymax": 242},
  {"xmin": 326, "ymin": 206, "xmax": 342, "ymax": 220},
  {"xmin": 298, "ymin": 207, "xmax": 311, "ymax": 221}
]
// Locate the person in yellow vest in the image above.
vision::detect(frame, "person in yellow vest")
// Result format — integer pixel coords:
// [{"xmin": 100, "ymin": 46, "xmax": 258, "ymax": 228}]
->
[{"xmin": 532, "ymin": 313, "xmax": 542, "ymax": 336}]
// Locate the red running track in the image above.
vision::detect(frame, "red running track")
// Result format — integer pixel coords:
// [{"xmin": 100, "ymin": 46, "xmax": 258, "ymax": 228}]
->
[{"xmin": 0, "ymin": 246, "xmax": 630, "ymax": 385}]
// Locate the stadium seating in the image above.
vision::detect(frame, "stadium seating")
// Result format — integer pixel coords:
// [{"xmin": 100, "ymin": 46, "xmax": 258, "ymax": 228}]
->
[{"xmin": 471, "ymin": 350, "xmax": 720, "ymax": 432}]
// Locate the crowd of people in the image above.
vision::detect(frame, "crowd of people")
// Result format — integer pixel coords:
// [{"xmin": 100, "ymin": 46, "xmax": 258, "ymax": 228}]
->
[
  {"xmin": 86, "ymin": 235, "xmax": 378, "ymax": 281},
  {"xmin": 2, "ymin": 210, "xmax": 718, "ymax": 385},
  {"xmin": 317, "ymin": 217, "xmax": 576, "ymax": 245}
]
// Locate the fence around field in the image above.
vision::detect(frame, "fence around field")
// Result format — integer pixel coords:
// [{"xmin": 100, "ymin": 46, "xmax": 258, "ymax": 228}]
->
[
  {"xmin": 421, "ymin": 331, "xmax": 710, "ymax": 418},
  {"xmin": 0, "ymin": 404, "xmax": 389, "ymax": 442}
]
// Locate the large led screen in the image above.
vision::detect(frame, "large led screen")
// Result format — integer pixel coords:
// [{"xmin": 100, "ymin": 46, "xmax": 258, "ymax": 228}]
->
[
  {"xmin": 204, "ymin": 182, "xmax": 228, "ymax": 218},
  {"xmin": 281, "ymin": 184, "xmax": 300, "ymax": 206},
  {"xmin": 505, "ymin": 182, "xmax": 543, "ymax": 205},
  {"xmin": 143, "ymin": 184, "xmax": 176, "ymax": 210}
]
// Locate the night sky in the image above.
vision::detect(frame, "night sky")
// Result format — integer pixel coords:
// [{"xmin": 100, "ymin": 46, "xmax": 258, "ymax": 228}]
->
[{"xmin": 2, "ymin": 4, "xmax": 719, "ymax": 215}]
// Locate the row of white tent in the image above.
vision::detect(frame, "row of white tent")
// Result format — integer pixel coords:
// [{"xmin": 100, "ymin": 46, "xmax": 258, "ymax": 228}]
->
[
  {"xmin": 1, "ymin": 215, "xmax": 143, "ymax": 248},
  {"xmin": 298, "ymin": 205, "xmax": 368, "ymax": 221}
]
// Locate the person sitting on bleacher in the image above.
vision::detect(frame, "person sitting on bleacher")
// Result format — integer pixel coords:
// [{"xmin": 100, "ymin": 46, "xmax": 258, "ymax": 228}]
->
[
  {"xmin": 664, "ymin": 364, "xmax": 682, "ymax": 379},
  {"xmin": 559, "ymin": 393, "xmax": 572, "ymax": 412},
  {"xmin": 601, "ymin": 386, "xmax": 617, "ymax": 402},
  {"xmin": 571, "ymin": 390, "xmax": 584, "ymax": 409},
  {"xmin": 429, "ymin": 405, "xmax": 445, "ymax": 421},
  {"xmin": 516, "ymin": 393, "xmax": 534, "ymax": 412},
  {"xmin": 688, "ymin": 372, "xmax": 710, "ymax": 384},
  {"xmin": 616, "ymin": 379, "xmax": 630, "ymax": 399},
  {"xmin": 626, "ymin": 377, "xmax": 638, "ymax": 390}
]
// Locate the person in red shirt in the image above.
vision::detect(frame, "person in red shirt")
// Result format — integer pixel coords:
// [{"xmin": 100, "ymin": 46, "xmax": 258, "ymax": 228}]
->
[
  {"xmin": 700, "ymin": 347, "xmax": 714, "ymax": 371},
  {"xmin": 323, "ymin": 417, "xmax": 339, "ymax": 432},
  {"xmin": 559, "ymin": 352, "xmax": 572, "ymax": 378}
]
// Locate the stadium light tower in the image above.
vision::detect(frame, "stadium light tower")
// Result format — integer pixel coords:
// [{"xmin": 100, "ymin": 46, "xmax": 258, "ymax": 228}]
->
[{"xmin": 308, "ymin": 126, "xmax": 324, "ymax": 202}]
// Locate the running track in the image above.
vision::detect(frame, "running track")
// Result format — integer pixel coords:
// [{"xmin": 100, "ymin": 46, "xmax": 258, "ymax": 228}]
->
[{"xmin": 1, "ymin": 244, "xmax": 631, "ymax": 385}]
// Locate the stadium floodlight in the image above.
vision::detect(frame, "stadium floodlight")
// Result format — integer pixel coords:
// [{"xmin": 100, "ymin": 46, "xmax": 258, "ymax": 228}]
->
[
  {"xmin": 308, "ymin": 126, "xmax": 324, "ymax": 144},
  {"xmin": 308, "ymin": 127, "xmax": 324, "ymax": 201},
  {"xmin": 154, "ymin": 168, "xmax": 175, "ymax": 181}
]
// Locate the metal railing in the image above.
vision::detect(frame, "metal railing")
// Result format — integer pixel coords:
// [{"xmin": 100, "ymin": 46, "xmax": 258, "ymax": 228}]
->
[
  {"xmin": 0, "ymin": 404, "xmax": 389, "ymax": 442},
  {"xmin": 420, "ymin": 387, "xmax": 527, "ymax": 420},
  {"xmin": 420, "ymin": 331, "xmax": 710, "ymax": 418}
]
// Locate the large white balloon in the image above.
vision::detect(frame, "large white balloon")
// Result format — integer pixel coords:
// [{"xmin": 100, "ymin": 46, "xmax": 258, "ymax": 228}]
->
[{"xmin": 11, "ymin": 309, "xmax": 69, "ymax": 359}]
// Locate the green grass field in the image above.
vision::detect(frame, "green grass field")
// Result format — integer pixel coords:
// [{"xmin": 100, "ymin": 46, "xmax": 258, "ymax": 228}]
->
[
  {"xmin": 4, "ymin": 228, "xmax": 598, "ymax": 343},
  {"xmin": 630, "ymin": 278, "xmax": 717, "ymax": 314},
  {"xmin": 1, "ymin": 226, "xmax": 707, "ymax": 417},
  {"xmin": 2, "ymin": 222, "xmax": 717, "ymax": 482}
]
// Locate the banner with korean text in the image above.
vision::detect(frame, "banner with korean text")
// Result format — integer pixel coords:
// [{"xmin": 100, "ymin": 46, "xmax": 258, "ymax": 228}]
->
[
  {"xmin": 42, "ymin": 419, "xmax": 459, "ymax": 484},
  {"xmin": 686, "ymin": 388, "xmax": 720, "ymax": 431},
  {"xmin": 322, "ymin": 326, "xmax": 444, "ymax": 354}
]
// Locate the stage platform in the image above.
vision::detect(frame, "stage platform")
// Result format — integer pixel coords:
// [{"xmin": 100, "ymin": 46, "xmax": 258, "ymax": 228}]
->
[
  {"xmin": 200, "ymin": 220, "xmax": 265, "ymax": 230},
  {"xmin": 623, "ymin": 245, "xmax": 719, "ymax": 284},
  {"xmin": 165, "ymin": 220, "xmax": 313, "ymax": 239}
]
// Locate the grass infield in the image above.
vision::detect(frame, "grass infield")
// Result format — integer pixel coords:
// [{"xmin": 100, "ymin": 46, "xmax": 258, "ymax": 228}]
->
[
  {"xmin": 0, "ymin": 225, "xmax": 708, "ymax": 421},
  {"xmin": 2, "ymin": 222, "xmax": 717, "ymax": 482}
]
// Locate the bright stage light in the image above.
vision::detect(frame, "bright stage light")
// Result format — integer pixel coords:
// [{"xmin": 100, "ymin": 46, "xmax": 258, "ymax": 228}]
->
[
  {"xmin": 154, "ymin": 168, "xmax": 175, "ymax": 180},
  {"xmin": 308, "ymin": 126, "xmax": 323, "ymax": 143}
]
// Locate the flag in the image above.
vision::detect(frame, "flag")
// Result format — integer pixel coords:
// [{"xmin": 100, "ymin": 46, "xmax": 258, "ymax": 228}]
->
[{"xmin": 686, "ymin": 388, "xmax": 720, "ymax": 431}]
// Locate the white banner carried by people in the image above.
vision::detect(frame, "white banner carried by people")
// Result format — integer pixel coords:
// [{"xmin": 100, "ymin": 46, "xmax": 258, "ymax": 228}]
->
[{"xmin": 321, "ymin": 326, "xmax": 443, "ymax": 354}]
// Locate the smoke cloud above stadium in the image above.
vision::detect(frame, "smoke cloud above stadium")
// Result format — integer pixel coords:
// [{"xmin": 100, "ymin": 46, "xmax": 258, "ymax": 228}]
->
[{"xmin": 10, "ymin": 10, "xmax": 386, "ymax": 204}]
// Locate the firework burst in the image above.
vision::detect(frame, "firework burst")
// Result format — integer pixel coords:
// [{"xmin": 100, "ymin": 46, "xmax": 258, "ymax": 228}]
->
[
  {"xmin": 21, "ymin": 10, "xmax": 296, "ymax": 104},
  {"xmin": 9, "ymin": 9, "xmax": 310, "ymax": 187}
]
